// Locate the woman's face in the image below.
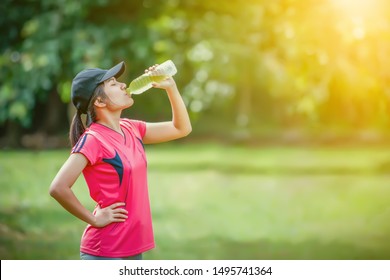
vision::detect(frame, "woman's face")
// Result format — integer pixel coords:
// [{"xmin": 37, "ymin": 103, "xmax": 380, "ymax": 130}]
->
[{"xmin": 102, "ymin": 77, "xmax": 134, "ymax": 110}]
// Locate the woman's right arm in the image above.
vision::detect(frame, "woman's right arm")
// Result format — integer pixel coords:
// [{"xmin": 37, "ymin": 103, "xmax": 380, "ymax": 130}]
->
[{"xmin": 49, "ymin": 153, "xmax": 127, "ymax": 227}]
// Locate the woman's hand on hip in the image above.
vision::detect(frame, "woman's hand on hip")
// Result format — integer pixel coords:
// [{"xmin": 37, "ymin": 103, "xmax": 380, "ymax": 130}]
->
[{"xmin": 92, "ymin": 202, "xmax": 128, "ymax": 227}]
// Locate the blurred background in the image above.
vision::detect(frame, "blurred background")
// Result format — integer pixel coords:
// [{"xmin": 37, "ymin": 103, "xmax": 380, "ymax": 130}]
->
[{"xmin": 1, "ymin": 0, "xmax": 390, "ymax": 259}]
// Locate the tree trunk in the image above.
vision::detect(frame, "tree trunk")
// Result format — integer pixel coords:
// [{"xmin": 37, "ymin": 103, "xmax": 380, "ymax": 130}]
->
[
  {"xmin": 43, "ymin": 89, "xmax": 69, "ymax": 134},
  {"xmin": 2, "ymin": 120, "xmax": 22, "ymax": 148}
]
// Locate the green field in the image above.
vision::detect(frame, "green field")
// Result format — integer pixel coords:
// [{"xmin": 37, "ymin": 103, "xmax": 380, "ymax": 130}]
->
[{"xmin": 1, "ymin": 143, "xmax": 390, "ymax": 259}]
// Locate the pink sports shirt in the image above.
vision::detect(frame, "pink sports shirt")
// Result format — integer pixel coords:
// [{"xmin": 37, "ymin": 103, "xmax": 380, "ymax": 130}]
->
[{"xmin": 72, "ymin": 118, "xmax": 154, "ymax": 257}]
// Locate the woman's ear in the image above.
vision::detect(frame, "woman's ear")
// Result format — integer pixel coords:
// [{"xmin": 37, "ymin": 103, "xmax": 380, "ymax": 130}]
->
[{"xmin": 94, "ymin": 98, "xmax": 106, "ymax": 108}]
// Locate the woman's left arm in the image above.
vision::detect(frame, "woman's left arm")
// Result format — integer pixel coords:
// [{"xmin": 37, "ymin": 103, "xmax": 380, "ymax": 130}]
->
[{"xmin": 143, "ymin": 76, "xmax": 192, "ymax": 144}]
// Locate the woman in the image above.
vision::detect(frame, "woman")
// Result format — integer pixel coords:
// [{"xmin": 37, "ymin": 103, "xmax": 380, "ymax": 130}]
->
[{"xmin": 49, "ymin": 61, "xmax": 191, "ymax": 260}]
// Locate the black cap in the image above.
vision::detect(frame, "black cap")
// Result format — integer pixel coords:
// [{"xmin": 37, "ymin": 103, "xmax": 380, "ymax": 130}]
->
[{"xmin": 71, "ymin": 61, "xmax": 126, "ymax": 114}]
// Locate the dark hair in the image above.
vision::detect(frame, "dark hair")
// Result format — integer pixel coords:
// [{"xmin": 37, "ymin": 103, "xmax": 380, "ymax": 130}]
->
[{"xmin": 69, "ymin": 84, "xmax": 107, "ymax": 146}]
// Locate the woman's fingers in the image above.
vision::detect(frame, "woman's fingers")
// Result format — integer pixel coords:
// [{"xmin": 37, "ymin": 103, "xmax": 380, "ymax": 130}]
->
[
  {"xmin": 112, "ymin": 208, "xmax": 128, "ymax": 217},
  {"xmin": 113, "ymin": 213, "xmax": 128, "ymax": 219},
  {"xmin": 109, "ymin": 202, "xmax": 126, "ymax": 209},
  {"xmin": 112, "ymin": 208, "xmax": 128, "ymax": 221},
  {"xmin": 145, "ymin": 64, "xmax": 160, "ymax": 73},
  {"xmin": 108, "ymin": 203, "xmax": 128, "ymax": 220},
  {"xmin": 115, "ymin": 208, "xmax": 128, "ymax": 214},
  {"xmin": 93, "ymin": 202, "xmax": 128, "ymax": 226}
]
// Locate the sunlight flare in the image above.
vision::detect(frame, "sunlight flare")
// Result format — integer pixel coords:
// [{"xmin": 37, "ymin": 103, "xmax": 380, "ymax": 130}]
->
[{"xmin": 330, "ymin": 0, "xmax": 381, "ymax": 18}]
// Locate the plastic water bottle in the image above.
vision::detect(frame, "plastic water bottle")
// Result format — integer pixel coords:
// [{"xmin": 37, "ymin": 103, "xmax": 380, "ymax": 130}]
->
[{"xmin": 126, "ymin": 60, "xmax": 177, "ymax": 95}]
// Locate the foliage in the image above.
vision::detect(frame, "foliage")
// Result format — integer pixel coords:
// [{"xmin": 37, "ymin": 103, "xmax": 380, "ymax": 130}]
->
[{"xmin": 1, "ymin": 0, "xmax": 390, "ymax": 144}]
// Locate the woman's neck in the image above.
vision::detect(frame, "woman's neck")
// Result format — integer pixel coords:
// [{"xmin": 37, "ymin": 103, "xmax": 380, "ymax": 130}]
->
[{"xmin": 96, "ymin": 114, "xmax": 122, "ymax": 135}]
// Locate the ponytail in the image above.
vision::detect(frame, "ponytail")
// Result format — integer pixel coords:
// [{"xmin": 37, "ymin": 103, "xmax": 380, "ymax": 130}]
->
[
  {"xmin": 69, "ymin": 110, "xmax": 85, "ymax": 147},
  {"xmin": 69, "ymin": 84, "xmax": 107, "ymax": 147}
]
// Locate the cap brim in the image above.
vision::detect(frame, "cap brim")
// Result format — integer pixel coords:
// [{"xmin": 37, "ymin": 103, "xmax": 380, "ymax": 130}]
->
[{"xmin": 99, "ymin": 61, "xmax": 126, "ymax": 82}]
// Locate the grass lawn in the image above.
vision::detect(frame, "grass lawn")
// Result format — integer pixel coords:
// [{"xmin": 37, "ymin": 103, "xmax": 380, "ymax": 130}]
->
[{"xmin": 1, "ymin": 142, "xmax": 390, "ymax": 259}]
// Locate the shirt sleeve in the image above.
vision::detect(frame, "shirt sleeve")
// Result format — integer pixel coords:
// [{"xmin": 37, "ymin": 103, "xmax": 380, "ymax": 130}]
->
[
  {"xmin": 122, "ymin": 118, "xmax": 147, "ymax": 139},
  {"xmin": 71, "ymin": 133, "xmax": 102, "ymax": 165}
]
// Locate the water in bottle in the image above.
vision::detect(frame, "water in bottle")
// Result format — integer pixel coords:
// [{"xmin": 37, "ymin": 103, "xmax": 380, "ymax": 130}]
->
[{"xmin": 126, "ymin": 60, "xmax": 177, "ymax": 95}]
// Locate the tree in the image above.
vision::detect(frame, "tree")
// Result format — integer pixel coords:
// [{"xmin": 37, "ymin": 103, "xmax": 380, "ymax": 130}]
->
[{"xmin": 2, "ymin": 0, "xmax": 390, "ymax": 147}]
